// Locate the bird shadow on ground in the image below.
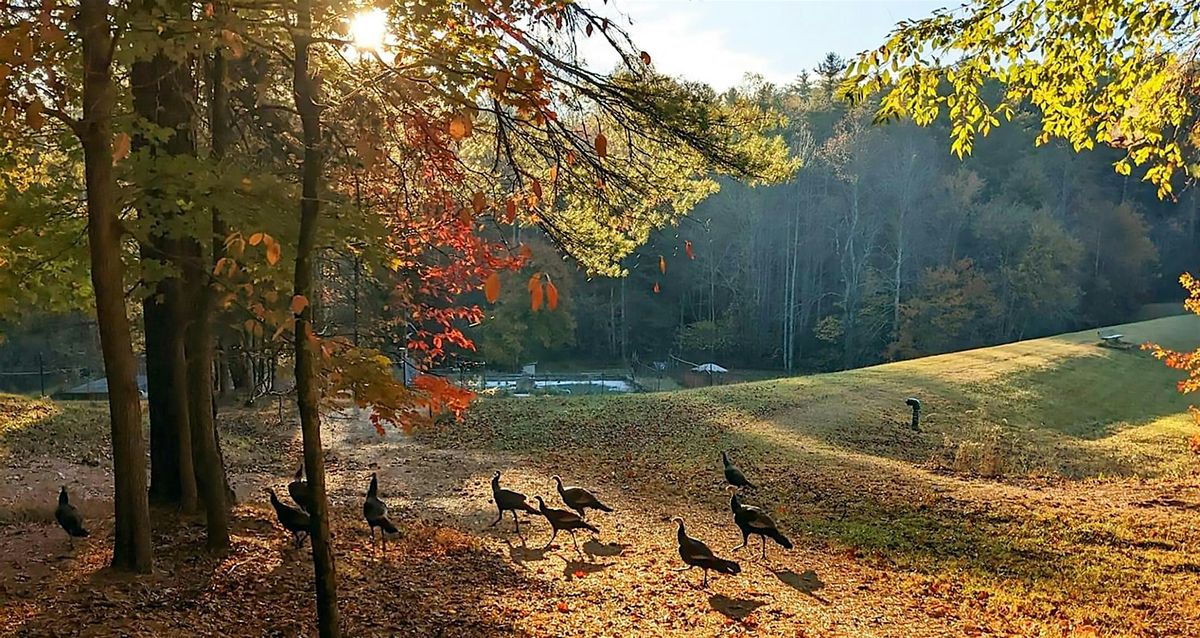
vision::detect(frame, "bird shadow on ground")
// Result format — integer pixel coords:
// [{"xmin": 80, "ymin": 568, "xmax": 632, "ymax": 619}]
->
[
  {"xmin": 582, "ymin": 539, "xmax": 628, "ymax": 557},
  {"xmin": 772, "ymin": 568, "xmax": 830, "ymax": 604},
  {"xmin": 508, "ymin": 542, "xmax": 549, "ymax": 564},
  {"xmin": 708, "ymin": 594, "xmax": 765, "ymax": 621},
  {"xmin": 561, "ymin": 557, "xmax": 609, "ymax": 581}
]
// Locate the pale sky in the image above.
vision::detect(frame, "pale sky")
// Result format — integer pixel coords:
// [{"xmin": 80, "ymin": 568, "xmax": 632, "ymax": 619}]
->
[{"xmin": 580, "ymin": 0, "xmax": 949, "ymax": 91}]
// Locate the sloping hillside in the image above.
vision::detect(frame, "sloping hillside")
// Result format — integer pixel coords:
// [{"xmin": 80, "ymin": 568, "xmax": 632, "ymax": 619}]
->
[{"xmin": 445, "ymin": 314, "xmax": 1200, "ymax": 480}]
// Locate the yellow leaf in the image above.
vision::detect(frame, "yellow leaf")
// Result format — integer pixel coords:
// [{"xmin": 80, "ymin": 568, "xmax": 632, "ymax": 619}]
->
[
  {"xmin": 484, "ymin": 272, "xmax": 500, "ymax": 304},
  {"xmin": 266, "ymin": 241, "xmax": 281, "ymax": 265},
  {"xmin": 290, "ymin": 294, "xmax": 309, "ymax": 314},
  {"xmin": 111, "ymin": 132, "xmax": 131, "ymax": 164}
]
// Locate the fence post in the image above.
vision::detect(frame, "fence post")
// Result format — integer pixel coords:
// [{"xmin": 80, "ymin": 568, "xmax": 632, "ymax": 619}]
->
[{"xmin": 38, "ymin": 353, "xmax": 46, "ymax": 397}]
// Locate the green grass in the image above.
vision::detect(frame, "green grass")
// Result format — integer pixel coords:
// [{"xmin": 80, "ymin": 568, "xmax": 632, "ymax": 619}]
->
[{"xmin": 437, "ymin": 314, "xmax": 1200, "ymax": 480}]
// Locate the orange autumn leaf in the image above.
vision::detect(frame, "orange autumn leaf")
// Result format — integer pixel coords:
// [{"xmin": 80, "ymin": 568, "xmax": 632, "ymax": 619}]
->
[
  {"xmin": 472, "ymin": 191, "xmax": 486, "ymax": 213},
  {"xmin": 594, "ymin": 133, "xmax": 608, "ymax": 158},
  {"xmin": 556, "ymin": 601, "xmax": 569, "ymax": 613},
  {"xmin": 545, "ymin": 281, "xmax": 559, "ymax": 310},
  {"xmin": 640, "ymin": 50, "xmax": 652, "ymax": 65},
  {"xmin": 685, "ymin": 240, "xmax": 695, "ymax": 259},
  {"xmin": 248, "ymin": 232, "xmax": 264, "ymax": 246},
  {"xmin": 659, "ymin": 255, "xmax": 666, "ymax": 274},
  {"xmin": 483, "ymin": 272, "xmax": 500, "ymax": 304},
  {"xmin": 266, "ymin": 241, "xmax": 281, "ymax": 265},
  {"xmin": 505, "ymin": 198, "xmax": 517, "ymax": 222},
  {"xmin": 529, "ymin": 274, "xmax": 544, "ymax": 311},
  {"xmin": 653, "ymin": 281, "xmax": 660, "ymax": 294},
  {"xmin": 290, "ymin": 294, "xmax": 309, "ymax": 314},
  {"xmin": 448, "ymin": 112, "xmax": 473, "ymax": 139},
  {"xmin": 112, "ymin": 132, "xmax": 131, "ymax": 163}
]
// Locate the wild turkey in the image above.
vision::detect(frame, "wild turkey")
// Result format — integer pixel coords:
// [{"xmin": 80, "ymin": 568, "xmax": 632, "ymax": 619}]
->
[
  {"xmin": 671, "ymin": 517, "xmax": 740, "ymax": 587},
  {"xmin": 721, "ymin": 451, "xmax": 755, "ymax": 489},
  {"xmin": 54, "ymin": 487, "xmax": 88, "ymax": 546},
  {"xmin": 489, "ymin": 471, "xmax": 539, "ymax": 535},
  {"xmin": 553, "ymin": 475, "xmax": 613, "ymax": 519},
  {"xmin": 363, "ymin": 473, "xmax": 399, "ymax": 550},
  {"xmin": 288, "ymin": 464, "xmax": 313, "ymax": 513},
  {"xmin": 534, "ymin": 496, "xmax": 599, "ymax": 552},
  {"xmin": 266, "ymin": 487, "xmax": 311, "ymax": 549},
  {"xmin": 728, "ymin": 487, "xmax": 793, "ymax": 558}
]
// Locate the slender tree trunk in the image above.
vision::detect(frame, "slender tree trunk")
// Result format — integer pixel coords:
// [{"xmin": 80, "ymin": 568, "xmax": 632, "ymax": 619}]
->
[
  {"xmin": 209, "ymin": 24, "xmax": 237, "ymax": 506},
  {"xmin": 78, "ymin": 0, "xmax": 153, "ymax": 573},
  {"xmin": 292, "ymin": 5, "xmax": 341, "ymax": 635}
]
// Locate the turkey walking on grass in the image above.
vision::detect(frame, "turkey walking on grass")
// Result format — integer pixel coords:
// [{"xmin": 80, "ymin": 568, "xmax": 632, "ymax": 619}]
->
[
  {"xmin": 363, "ymin": 473, "xmax": 399, "ymax": 551},
  {"xmin": 535, "ymin": 496, "xmax": 599, "ymax": 553},
  {"xmin": 489, "ymin": 471, "xmax": 539, "ymax": 536},
  {"xmin": 671, "ymin": 517, "xmax": 740, "ymax": 587},
  {"xmin": 288, "ymin": 464, "xmax": 313, "ymax": 514},
  {"xmin": 266, "ymin": 487, "xmax": 311, "ymax": 549},
  {"xmin": 721, "ymin": 451, "xmax": 755, "ymax": 489},
  {"xmin": 54, "ymin": 487, "xmax": 88, "ymax": 546},
  {"xmin": 728, "ymin": 487, "xmax": 792, "ymax": 559},
  {"xmin": 553, "ymin": 475, "xmax": 613, "ymax": 519}
]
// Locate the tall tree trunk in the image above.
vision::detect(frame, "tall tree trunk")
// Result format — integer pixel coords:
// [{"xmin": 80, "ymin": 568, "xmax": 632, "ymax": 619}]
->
[
  {"xmin": 78, "ymin": 0, "xmax": 154, "ymax": 573},
  {"xmin": 132, "ymin": 33, "xmax": 198, "ymax": 513},
  {"xmin": 292, "ymin": 5, "xmax": 341, "ymax": 635}
]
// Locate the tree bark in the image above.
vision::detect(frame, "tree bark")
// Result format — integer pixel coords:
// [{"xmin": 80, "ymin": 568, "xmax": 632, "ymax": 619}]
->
[
  {"xmin": 183, "ymin": 261, "xmax": 230, "ymax": 550},
  {"xmin": 292, "ymin": 4, "xmax": 341, "ymax": 635},
  {"xmin": 77, "ymin": 0, "xmax": 154, "ymax": 573},
  {"xmin": 132, "ymin": 34, "xmax": 198, "ymax": 513}
]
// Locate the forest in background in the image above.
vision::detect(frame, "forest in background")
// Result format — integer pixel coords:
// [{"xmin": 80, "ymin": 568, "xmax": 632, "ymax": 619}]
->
[
  {"xmin": 1, "ymin": 54, "xmax": 1195, "ymax": 383},
  {"xmin": 468, "ymin": 55, "xmax": 1195, "ymax": 374}
]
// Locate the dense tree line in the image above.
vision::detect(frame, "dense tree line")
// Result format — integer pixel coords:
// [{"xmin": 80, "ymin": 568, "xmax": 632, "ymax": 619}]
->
[{"xmin": 471, "ymin": 59, "xmax": 1192, "ymax": 373}]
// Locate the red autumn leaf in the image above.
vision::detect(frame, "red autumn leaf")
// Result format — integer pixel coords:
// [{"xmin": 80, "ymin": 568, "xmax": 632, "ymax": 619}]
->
[
  {"xmin": 532, "ymin": 179, "xmax": 543, "ymax": 198},
  {"xmin": 545, "ymin": 281, "xmax": 559, "ymax": 310},
  {"xmin": 556, "ymin": 601, "xmax": 569, "ymax": 613},
  {"xmin": 472, "ymin": 191, "xmax": 486, "ymax": 213},
  {"xmin": 653, "ymin": 281, "xmax": 660, "ymax": 294},
  {"xmin": 640, "ymin": 50, "xmax": 652, "ymax": 65},
  {"xmin": 572, "ymin": 569, "xmax": 586, "ymax": 579},
  {"xmin": 659, "ymin": 255, "xmax": 666, "ymax": 274},
  {"xmin": 483, "ymin": 272, "xmax": 500, "ymax": 304},
  {"xmin": 685, "ymin": 240, "xmax": 694, "ymax": 259},
  {"xmin": 594, "ymin": 133, "xmax": 608, "ymax": 158}
]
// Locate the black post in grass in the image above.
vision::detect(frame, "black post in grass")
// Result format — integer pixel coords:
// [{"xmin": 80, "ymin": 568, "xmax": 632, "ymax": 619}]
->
[{"xmin": 905, "ymin": 397, "xmax": 921, "ymax": 431}]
